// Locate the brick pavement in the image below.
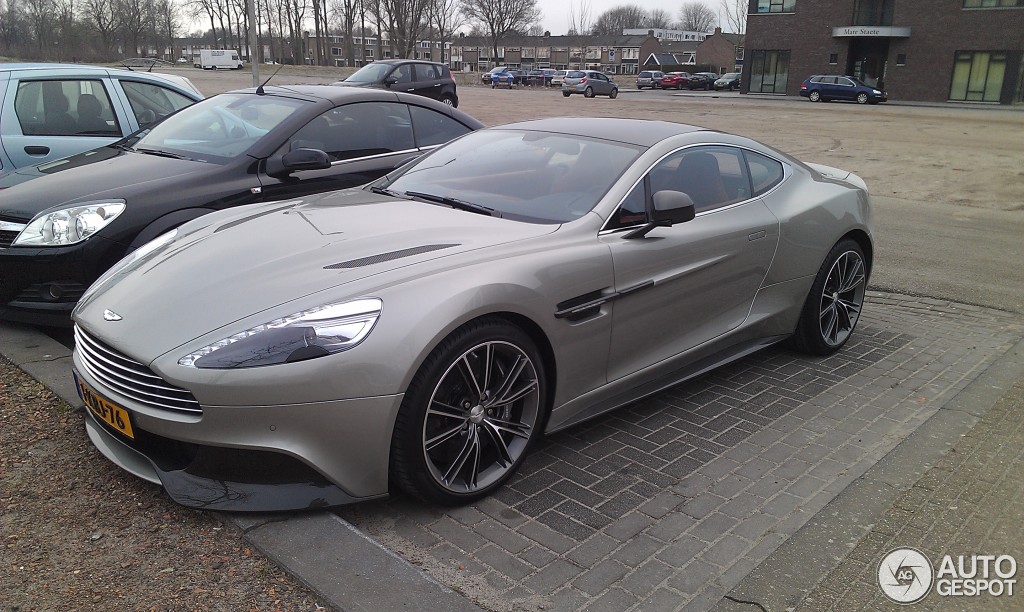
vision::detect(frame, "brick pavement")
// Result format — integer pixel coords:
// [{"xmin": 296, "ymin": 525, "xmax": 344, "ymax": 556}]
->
[{"xmin": 335, "ymin": 292, "xmax": 1024, "ymax": 611}]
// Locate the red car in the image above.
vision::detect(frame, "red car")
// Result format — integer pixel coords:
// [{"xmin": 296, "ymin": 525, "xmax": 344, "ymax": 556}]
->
[{"xmin": 660, "ymin": 72, "xmax": 692, "ymax": 90}]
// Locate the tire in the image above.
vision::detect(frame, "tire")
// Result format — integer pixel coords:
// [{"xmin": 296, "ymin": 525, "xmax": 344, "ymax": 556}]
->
[
  {"xmin": 390, "ymin": 318, "xmax": 546, "ymax": 505},
  {"xmin": 584, "ymin": 87, "xmax": 595, "ymax": 98},
  {"xmin": 440, "ymin": 95, "xmax": 455, "ymax": 107},
  {"xmin": 790, "ymin": 239, "xmax": 868, "ymax": 356},
  {"xmin": 856, "ymin": 92, "xmax": 869, "ymax": 104},
  {"xmin": 562, "ymin": 91, "xmax": 571, "ymax": 97},
  {"xmin": 609, "ymin": 88, "xmax": 618, "ymax": 99},
  {"xmin": 808, "ymin": 90, "xmax": 821, "ymax": 102}
]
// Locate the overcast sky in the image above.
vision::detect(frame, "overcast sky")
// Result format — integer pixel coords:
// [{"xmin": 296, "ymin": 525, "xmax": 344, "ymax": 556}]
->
[{"xmin": 538, "ymin": 1, "xmax": 700, "ymax": 37}]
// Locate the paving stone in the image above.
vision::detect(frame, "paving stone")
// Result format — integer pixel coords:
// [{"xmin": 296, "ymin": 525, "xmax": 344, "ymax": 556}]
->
[
  {"xmin": 523, "ymin": 558, "xmax": 584, "ymax": 595},
  {"xmin": 573, "ymin": 559, "xmax": 631, "ymax": 596}
]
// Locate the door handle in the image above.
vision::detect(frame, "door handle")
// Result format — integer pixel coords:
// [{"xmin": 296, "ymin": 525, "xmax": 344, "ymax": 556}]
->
[
  {"xmin": 748, "ymin": 230, "xmax": 767, "ymax": 241},
  {"xmin": 25, "ymin": 146, "xmax": 50, "ymax": 155}
]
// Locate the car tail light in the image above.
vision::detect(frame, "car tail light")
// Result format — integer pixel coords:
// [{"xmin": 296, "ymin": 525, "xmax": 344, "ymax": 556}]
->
[
  {"xmin": 580, "ymin": 77, "xmax": 588, "ymax": 84},
  {"xmin": 800, "ymin": 83, "xmax": 807, "ymax": 90}
]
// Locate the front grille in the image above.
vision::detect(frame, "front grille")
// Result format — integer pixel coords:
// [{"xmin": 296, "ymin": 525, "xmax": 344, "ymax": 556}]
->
[
  {"xmin": 0, "ymin": 230, "xmax": 17, "ymax": 248},
  {"xmin": 75, "ymin": 325, "xmax": 202, "ymax": 415}
]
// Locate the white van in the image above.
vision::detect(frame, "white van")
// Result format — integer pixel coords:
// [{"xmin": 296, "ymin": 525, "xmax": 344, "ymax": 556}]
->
[{"xmin": 198, "ymin": 49, "xmax": 243, "ymax": 70}]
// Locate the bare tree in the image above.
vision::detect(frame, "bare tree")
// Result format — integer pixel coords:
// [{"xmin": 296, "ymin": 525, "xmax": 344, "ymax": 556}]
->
[
  {"xmin": 567, "ymin": 0, "xmax": 590, "ymax": 69},
  {"xmin": 328, "ymin": 0, "xmax": 359, "ymax": 65},
  {"xmin": 718, "ymin": 0, "xmax": 745, "ymax": 33},
  {"xmin": 678, "ymin": 1, "xmax": 715, "ymax": 32},
  {"xmin": 591, "ymin": 4, "xmax": 647, "ymax": 36},
  {"xmin": 647, "ymin": 7, "xmax": 671, "ymax": 28},
  {"xmin": 459, "ymin": 0, "xmax": 540, "ymax": 66},
  {"xmin": 376, "ymin": 0, "xmax": 430, "ymax": 59},
  {"xmin": 426, "ymin": 0, "xmax": 465, "ymax": 66}
]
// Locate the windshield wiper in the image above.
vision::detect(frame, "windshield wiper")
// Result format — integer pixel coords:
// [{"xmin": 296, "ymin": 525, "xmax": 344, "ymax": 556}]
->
[
  {"xmin": 369, "ymin": 185, "xmax": 404, "ymax": 198},
  {"xmin": 404, "ymin": 191, "xmax": 501, "ymax": 217},
  {"xmin": 136, "ymin": 147, "xmax": 193, "ymax": 161}
]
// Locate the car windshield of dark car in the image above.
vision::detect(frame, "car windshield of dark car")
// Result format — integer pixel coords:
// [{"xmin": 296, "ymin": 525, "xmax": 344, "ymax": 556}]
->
[
  {"xmin": 382, "ymin": 129, "xmax": 643, "ymax": 224},
  {"xmin": 134, "ymin": 94, "xmax": 308, "ymax": 163},
  {"xmin": 344, "ymin": 63, "xmax": 393, "ymax": 83}
]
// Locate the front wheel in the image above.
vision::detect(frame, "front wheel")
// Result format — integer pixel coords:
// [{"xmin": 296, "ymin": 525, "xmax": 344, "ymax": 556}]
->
[
  {"xmin": 584, "ymin": 86, "xmax": 595, "ymax": 98},
  {"xmin": 609, "ymin": 88, "xmax": 618, "ymax": 99},
  {"xmin": 856, "ymin": 92, "xmax": 869, "ymax": 104},
  {"xmin": 808, "ymin": 90, "xmax": 821, "ymax": 102},
  {"xmin": 790, "ymin": 239, "xmax": 868, "ymax": 355},
  {"xmin": 390, "ymin": 319, "xmax": 546, "ymax": 505}
]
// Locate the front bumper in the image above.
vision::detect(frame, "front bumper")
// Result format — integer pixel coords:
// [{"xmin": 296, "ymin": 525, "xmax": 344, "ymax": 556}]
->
[{"xmin": 73, "ymin": 350, "xmax": 404, "ymax": 511}]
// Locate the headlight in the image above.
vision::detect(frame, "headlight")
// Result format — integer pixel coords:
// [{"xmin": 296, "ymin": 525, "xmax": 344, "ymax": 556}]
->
[
  {"xmin": 13, "ymin": 201, "xmax": 126, "ymax": 246},
  {"xmin": 178, "ymin": 298, "xmax": 383, "ymax": 369},
  {"xmin": 872, "ymin": 89, "xmax": 882, "ymax": 95}
]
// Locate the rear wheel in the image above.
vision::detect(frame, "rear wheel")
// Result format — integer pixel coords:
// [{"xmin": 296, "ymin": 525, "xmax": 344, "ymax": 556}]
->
[
  {"xmin": 584, "ymin": 86, "xmax": 595, "ymax": 98},
  {"xmin": 440, "ymin": 95, "xmax": 455, "ymax": 107},
  {"xmin": 390, "ymin": 319, "xmax": 546, "ymax": 505},
  {"xmin": 562, "ymin": 91, "xmax": 571, "ymax": 97},
  {"xmin": 609, "ymin": 88, "xmax": 618, "ymax": 99},
  {"xmin": 790, "ymin": 239, "xmax": 868, "ymax": 355},
  {"xmin": 856, "ymin": 92, "xmax": 869, "ymax": 104},
  {"xmin": 808, "ymin": 90, "xmax": 821, "ymax": 102}
]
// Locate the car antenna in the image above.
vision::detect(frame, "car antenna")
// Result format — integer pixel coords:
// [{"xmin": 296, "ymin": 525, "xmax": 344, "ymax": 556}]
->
[{"xmin": 256, "ymin": 65, "xmax": 284, "ymax": 95}]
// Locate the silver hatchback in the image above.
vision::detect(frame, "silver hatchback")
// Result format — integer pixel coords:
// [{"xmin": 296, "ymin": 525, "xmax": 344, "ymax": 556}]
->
[{"xmin": 562, "ymin": 70, "xmax": 618, "ymax": 98}]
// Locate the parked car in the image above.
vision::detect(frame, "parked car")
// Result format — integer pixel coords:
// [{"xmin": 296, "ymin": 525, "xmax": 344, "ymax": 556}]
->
[
  {"xmin": 550, "ymin": 70, "xmax": 568, "ymax": 87},
  {"xmin": 714, "ymin": 72, "xmax": 741, "ymax": 90},
  {"xmin": 71, "ymin": 116, "xmax": 872, "ymax": 510},
  {"xmin": 660, "ymin": 72, "xmax": 692, "ymax": 90},
  {"xmin": 692, "ymin": 72, "xmax": 719, "ymax": 90},
  {"xmin": 0, "ymin": 63, "xmax": 202, "ymax": 172},
  {"xmin": 800, "ymin": 75, "xmax": 887, "ymax": 104},
  {"xmin": 334, "ymin": 59, "xmax": 459, "ymax": 107},
  {"xmin": 562, "ymin": 70, "xmax": 618, "ymax": 98},
  {"xmin": 524, "ymin": 69, "xmax": 555, "ymax": 86},
  {"xmin": 490, "ymin": 68, "xmax": 523, "ymax": 88},
  {"xmin": 635, "ymin": 70, "xmax": 665, "ymax": 90},
  {"xmin": 0, "ymin": 86, "xmax": 483, "ymax": 326},
  {"xmin": 481, "ymin": 66, "xmax": 508, "ymax": 85}
]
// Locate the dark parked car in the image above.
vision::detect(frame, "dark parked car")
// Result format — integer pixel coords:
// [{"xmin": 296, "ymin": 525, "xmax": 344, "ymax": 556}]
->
[
  {"xmin": 524, "ymin": 69, "xmax": 555, "ymax": 86},
  {"xmin": 334, "ymin": 59, "xmax": 459, "ymax": 107},
  {"xmin": 714, "ymin": 72, "xmax": 741, "ymax": 90},
  {"xmin": 660, "ymin": 72, "xmax": 692, "ymax": 90},
  {"xmin": 0, "ymin": 86, "xmax": 482, "ymax": 325},
  {"xmin": 800, "ymin": 75, "xmax": 887, "ymax": 104},
  {"xmin": 635, "ymin": 70, "xmax": 664, "ymax": 89},
  {"xmin": 562, "ymin": 70, "xmax": 618, "ymax": 98},
  {"xmin": 692, "ymin": 72, "xmax": 719, "ymax": 90}
]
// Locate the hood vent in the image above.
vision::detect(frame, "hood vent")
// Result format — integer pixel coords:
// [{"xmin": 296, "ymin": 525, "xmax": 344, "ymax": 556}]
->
[{"xmin": 325, "ymin": 243, "xmax": 459, "ymax": 269}]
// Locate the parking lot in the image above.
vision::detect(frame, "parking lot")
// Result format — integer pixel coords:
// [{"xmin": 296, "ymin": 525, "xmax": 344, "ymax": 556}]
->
[{"xmin": 3, "ymin": 65, "xmax": 1023, "ymax": 611}]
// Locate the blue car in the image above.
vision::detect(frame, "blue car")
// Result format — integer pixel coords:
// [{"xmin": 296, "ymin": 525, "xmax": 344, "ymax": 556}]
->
[
  {"xmin": 799, "ymin": 75, "xmax": 887, "ymax": 104},
  {"xmin": 0, "ymin": 64, "xmax": 203, "ymax": 172}
]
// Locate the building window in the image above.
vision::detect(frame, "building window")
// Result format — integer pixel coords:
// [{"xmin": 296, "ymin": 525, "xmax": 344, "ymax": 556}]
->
[
  {"xmin": 853, "ymin": 0, "xmax": 895, "ymax": 25},
  {"xmin": 757, "ymin": 0, "xmax": 796, "ymax": 13},
  {"xmin": 749, "ymin": 49, "xmax": 790, "ymax": 93},
  {"xmin": 949, "ymin": 51, "xmax": 1007, "ymax": 102},
  {"xmin": 896, "ymin": 53, "xmax": 907, "ymax": 66},
  {"xmin": 963, "ymin": 0, "xmax": 1024, "ymax": 7},
  {"xmin": 364, "ymin": 49, "xmax": 374, "ymax": 58},
  {"xmin": 331, "ymin": 47, "xmax": 342, "ymax": 56},
  {"xmin": 829, "ymin": 53, "xmax": 838, "ymax": 64}
]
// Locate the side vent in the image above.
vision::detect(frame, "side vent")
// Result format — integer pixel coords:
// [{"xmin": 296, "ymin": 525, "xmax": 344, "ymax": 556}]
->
[{"xmin": 325, "ymin": 244, "xmax": 459, "ymax": 269}]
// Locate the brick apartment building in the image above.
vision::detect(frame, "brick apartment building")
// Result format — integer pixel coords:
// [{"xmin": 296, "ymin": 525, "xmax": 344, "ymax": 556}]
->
[{"xmin": 743, "ymin": 0, "xmax": 1024, "ymax": 104}]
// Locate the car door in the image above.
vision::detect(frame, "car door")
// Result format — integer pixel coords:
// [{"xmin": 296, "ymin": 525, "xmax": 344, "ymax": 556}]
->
[
  {"xmin": 410, "ymin": 63, "xmax": 442, "ymax": 101},
  {"xmin": 388, "ymin": 63, "xmax": 417, "ymax": 95},
  {"xmin": 834, "ymin": 77, "xmax": 858, "ymax": 101},
  {"xmin": 258, "ymin": 100, "xmax": 422, "ymax": 199},
  {"xmin": 0, "ymin": 74, "xmax": 130, "ymax": 169},
  {"xmin": 602, "ymin": 145, "xmax": 780, "ymax": 382}
]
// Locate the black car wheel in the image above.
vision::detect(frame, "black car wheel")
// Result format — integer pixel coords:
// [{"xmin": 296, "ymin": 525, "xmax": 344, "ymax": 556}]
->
[
  {"xmin": 856, "ymin": 92, "xmax": 869, "ymax": 104},
  {"xmin": 808, "ymin": 90, "xmax": 822, "ymax": 102},
  {"xmin": 562, "ymin": 91, "xmax": 571, "ymax": 97},
  {"xmin": 609, "ymin": 88, "xmax": 618, "ymax": 99},
  {"xmin": 390, "ymin": 318, "xmax": 546, "ymax": 505},
  {"xmin": 790, "ymin": 239, "xmax": 867, "ymax": 356},
  {"xmin": 584, "ymin": 86, "xmax": 595, "ymax": 98},
  {"xmin": 440, "ymin": 95, "xmax": 456, "ymax": 107}
]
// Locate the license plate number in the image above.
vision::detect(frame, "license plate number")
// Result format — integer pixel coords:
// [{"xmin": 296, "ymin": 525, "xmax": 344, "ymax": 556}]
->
[{"xmin": 76, "ymin": 375, "xmax": 135, "ymax": 439}]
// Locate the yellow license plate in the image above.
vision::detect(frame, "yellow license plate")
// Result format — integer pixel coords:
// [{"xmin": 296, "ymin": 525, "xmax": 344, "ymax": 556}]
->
[{"xmin": 78, "ymin": 376, "xmax": 135, "ymax": 439}]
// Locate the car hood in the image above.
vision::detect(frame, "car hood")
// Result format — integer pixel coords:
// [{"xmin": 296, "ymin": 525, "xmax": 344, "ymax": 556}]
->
[
  {"xmin": 74, "ymin": 190, "xmax": 557, "ymax": 361},
  {"xmin": 0, "ymin": 147, "xmax": 210, "ymax": 220}
]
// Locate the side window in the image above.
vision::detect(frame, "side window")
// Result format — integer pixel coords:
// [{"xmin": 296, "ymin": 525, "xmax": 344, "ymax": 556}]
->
[
  {"xmin": 391, "ymin": 64, "xmax": 414, "ymax": 84},
  {"xmin": 838, "ymin": 77, "xmax": 854, "ymax": 87},
  {"xmin": 648, "ymin": 146, "xmax": 750, "ymax": 213},
  {"xmin": 744, "ymin": 150, "xmax": 785, "ymax": 196},
  {"xmin": 605, "ymin": 179, "xmax": 649, "ymax": 231},
  {"xmin": 417, "ymin": 64, "xmax": 441, "ymax": 80},
  {"xmin": 409, "ymin": 105, "xmax": 472, "ymax": 148},
  {"xmin": 120, "ymin": 80, "xmax": 195, "ymax": 128},
  {"xmin": 289, "ymin": 102, "xmax": 415, "ymax": 162},
  {"xmin": 15, "ymin": 79, "xmax": 119, "ymax": 136}
]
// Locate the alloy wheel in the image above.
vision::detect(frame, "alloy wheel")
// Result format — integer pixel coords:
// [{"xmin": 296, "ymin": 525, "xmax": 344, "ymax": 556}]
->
[{"xmin": 818, "ymin": 250, "xmax": 866, "ymax": 347}]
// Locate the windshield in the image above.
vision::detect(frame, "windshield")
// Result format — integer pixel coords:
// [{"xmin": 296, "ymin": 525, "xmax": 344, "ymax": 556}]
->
[
  {"xmin": 135, "ymin": 93, "xmax": 309, "ymax": 163},
  {"xmin": 345, "ymin": 63, "xmax": 392, "ymax": 83},
  {"xmin": 381, "ymin": 129, "xmax": 643, "ymax": 224}
]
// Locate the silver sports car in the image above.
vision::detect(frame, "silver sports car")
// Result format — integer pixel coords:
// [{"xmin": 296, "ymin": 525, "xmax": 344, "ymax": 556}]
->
[{"xmin": 71, "ymin": 118, "xmax": 872, "ymax": 511}]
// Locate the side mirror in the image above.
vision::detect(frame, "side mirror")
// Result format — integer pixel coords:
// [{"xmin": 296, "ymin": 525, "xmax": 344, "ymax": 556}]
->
[
  {"xmin": 266, "ymin": 147, "xmax": 331, "ymax": 178},
  {"xmin": 384, "ymin": 76, "xmax": 399, "ymax": 87},
  {"xmin": 624, "ymin": 190, "xmax": 695, "ymax": 239}
]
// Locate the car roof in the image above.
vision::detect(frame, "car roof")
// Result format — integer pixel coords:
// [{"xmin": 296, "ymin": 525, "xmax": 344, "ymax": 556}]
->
[
  {"xmin": 369, "ymin": 59, "xmax": 444, "ymax": 66},
  {"xmin": 494, "ymin": 117, "xmax": 707, "ymax": 147},
  {"xmin": 223, "ymin": 84, "xmax": 452, "ymax": 107}
]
